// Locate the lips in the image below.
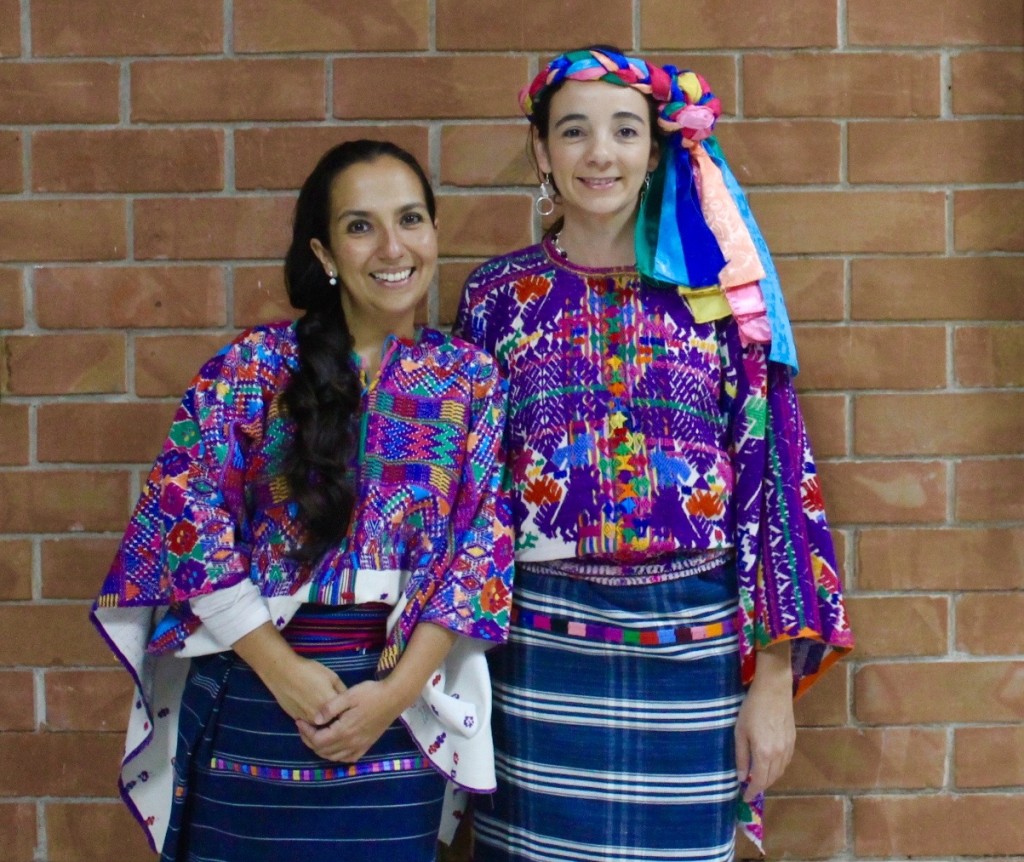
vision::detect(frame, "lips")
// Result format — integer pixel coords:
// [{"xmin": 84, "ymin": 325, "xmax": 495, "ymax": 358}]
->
[
  {"xmin": 371, "ymin": 268, "xmax": 414, "ymax": 284},
  {"xmin": 578, "ymin": 177, "xmax": 619, "ymax": 190}
]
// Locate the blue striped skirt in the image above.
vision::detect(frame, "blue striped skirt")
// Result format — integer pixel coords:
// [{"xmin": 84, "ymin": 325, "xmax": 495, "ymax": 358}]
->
[
  {"xmin": 474, "ymin": 562, "xmax": 742, "ymax": 862},
  {"xmin": 161, "ymin": 604, "xmax": 445, "ymax": 862}
]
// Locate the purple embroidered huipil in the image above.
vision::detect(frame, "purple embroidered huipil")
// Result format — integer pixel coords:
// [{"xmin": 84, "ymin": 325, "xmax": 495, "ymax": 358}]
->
[
  {"xmin": 91, "ymin": 322, "xmax": 514, "ymax": 851},
  {"xmin": 454, "ymin": 239, "xmax": 853, "ymax": 695}
]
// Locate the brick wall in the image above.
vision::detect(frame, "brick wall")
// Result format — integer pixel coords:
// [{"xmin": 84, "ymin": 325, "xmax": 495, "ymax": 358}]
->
[{"xmin": 1, "ymin": 1, "xmax": 1021, "ymax": 859}]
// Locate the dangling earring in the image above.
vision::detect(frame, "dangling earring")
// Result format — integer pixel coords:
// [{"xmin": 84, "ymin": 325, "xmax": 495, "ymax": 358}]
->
[
  {"xmin": 641, "ymin": 172, "xmax": 652, "ymax": 201},
  {"xmin": 327, "ymin": 270, "xmax": 338, "ymax": 286},
  {"xmin": 535, "ymin": 174, "xmax": 556, "ymax": 217}
]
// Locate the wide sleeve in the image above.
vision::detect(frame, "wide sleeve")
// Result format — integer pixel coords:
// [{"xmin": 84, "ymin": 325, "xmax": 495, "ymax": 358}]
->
[
  {"xmin": 377, "ymin": 353, "xmax": 514, "ymax": 676},
  {"xmin": 95, "ymin": 330, "xmax": 288, "ymax": 655},
  {"xmin": 725, "ymin": 329, "xmax": 854, "ymax": 696}
]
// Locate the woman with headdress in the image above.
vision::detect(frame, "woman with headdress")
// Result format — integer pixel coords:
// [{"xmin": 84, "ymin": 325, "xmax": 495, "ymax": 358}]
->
[
  {"xmin": 92, "ymin": 139, "xmax": 514, "ymax": 862},
  {"xmin": 454, "ymin": 47, "xmax": 853, "ymax": 861}
]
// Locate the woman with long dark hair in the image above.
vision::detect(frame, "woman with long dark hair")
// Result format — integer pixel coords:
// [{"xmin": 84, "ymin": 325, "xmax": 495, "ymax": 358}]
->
[
  {"xmin": 93, "ymin": 139, "xmax": 513, "ymax": 862},
  {"xmin": 455, "ymin": 48, "xmax": 853, "ymax": 861}
]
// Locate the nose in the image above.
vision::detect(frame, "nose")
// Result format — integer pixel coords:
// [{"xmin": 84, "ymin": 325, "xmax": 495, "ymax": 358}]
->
[
  {"xmin": 585, "ymin": 131, "xmax": 613, "ymax": 166},
  {"xmin": 378, "ymin": 224, "xmax": 403, "ymax": 260}
]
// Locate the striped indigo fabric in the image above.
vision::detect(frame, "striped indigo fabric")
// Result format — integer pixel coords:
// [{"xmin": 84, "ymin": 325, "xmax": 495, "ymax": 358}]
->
[{"xmin": 475, "ymin": 563, "xmax": 743, "ymax": 862}]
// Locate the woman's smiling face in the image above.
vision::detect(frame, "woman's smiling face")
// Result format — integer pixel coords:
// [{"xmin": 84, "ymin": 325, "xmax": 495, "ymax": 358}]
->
[
  {"xmin": 535, "ymin": 80, "xmax": 660, "ymax": 225},
  {"xmin": 311, "ymin": 155, "xmax": 437, "ymax": 338}
]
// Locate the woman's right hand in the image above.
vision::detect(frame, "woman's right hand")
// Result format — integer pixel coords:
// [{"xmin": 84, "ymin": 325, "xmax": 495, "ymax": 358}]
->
[{"xmin": 230, "ymin": 622, "xmax": 347, "ymax": 724}]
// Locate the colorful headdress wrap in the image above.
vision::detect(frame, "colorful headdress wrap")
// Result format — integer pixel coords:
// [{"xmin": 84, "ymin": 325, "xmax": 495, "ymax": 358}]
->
[{"xmin": 521, "ymin": 48, "xmax": 798, "ymax": 372}]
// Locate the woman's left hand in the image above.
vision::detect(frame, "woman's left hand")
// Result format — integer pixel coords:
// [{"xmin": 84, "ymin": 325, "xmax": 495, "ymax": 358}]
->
[
  {"xmin": 295, "ymin": 679, "xmax": 404, "ymax": 762},
  {"xmin": 734, "ymin": 640, "xmax": 796, "ymax": 802}
]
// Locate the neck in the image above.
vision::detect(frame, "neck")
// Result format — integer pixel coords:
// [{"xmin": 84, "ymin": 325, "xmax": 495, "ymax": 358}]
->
[
  {"xmin": 556, "ymin": 209, "xmax": 637, "ymax": 268},
  {"xmin": 344, "ymin": 310, "xmax": 415, "ymax": 378}
]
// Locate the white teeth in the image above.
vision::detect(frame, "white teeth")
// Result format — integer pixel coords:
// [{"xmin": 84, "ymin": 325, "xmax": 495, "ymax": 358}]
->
[{"xmin": 372, "ymin": 269, "xmax": 413, "ymax": 283}]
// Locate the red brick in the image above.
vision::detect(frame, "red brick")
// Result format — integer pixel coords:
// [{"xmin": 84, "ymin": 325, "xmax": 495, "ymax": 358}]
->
[
  {"xmin": 957, "ymin": 593, "xmax": 1024, "ymax": 655},
  {"xmin": 437, "ymin": 195, "xmax": 533, "ymax": 257},
  {"xmin": 233, "ymin": 266, "xmax": 294, "ymax": 328},
  {"xmin": 0, "ymin": 471, "xmax": 130, "ymax": 534},
  {"xmin": 441, "ymin": 124, "xmax": 535, "ymax": 187},
  {"xmin": 849, "ymin": 119, "xmax": 1024, "ymax": 184},
  {"xmin": 794, "ymin": 325, "xmax": 946, "ymax": 390},
  {"xmin": 44, "ymin": 670, "xmax": 133, "ymax": 732},
  {"xmin": 780, "ymin": 727, "xmax": 945, "ymax": 792},
  {"xmin": 134, "ymin": 333, "xmax": 233, "ymax": 397},
  {"xmin": 854, "ymin": 794, "xmax": 1024, "ymax": 856},
  {"xmin": 135, "ymin": 196, "xmax": 295, "ymax": 261},
  {"xmin": 334, "ymin": 56, "xmax": 528, "ymax": 120},
  {"xmin": 42, "ymin": 537, "xmax": 120, "ymax": 600},
  {"xmin": 35, "ymin": 266, "xmax": 226, "ymax": 329},
  {"xmin": 0, "ymin": 672, "xmax": 34, "ymax": 731},
  {"xmin": 956, "ymin": 726, "xmax": 1024, "ymax": 788},
  {"xmin": 46, "ymin": 802, "xmax": 159, "ymax": 862},
  {"xmin": 0, "ymin": 404, "xmax": 28, "ymax": 466},
  {"xmin": 953, "ymin": 51, "xmax": 1024, "ymax": 115},
  {"xmin": 849, "ymin": 0, "xmax": 1024, "ymax": 46},
  {"xmin": 1, "ymin": 334, "xmax": 125, "ymax": 395},
  {"xmin": 957, "ymin": 325, "xmax": 1024, "ymax": 387},
  {"xmin": 132, "ymin": 59, "xmax": 325, "ymax": 122},
  {"xmin": 737, "ymin": 796, "xmax": 847, "ymax": 860},
  {"xmin": 38, "ymin": 402, "xmax": 175, "ymax": 464},
  {"xmin": 33, "ymin": 129, "xmax": 223, "ymax": 193},
  {"xmin": 744, "ymin": 54, "xmax": 941, "ymax": 118},
  {"xmin": 776, "ymin": 259, "xmax": 845, "ymax": 324},
  {"xmin": 956, "ymin": 190, "xmax": 1024, "ymax": 252},
  {"xmin": 715, "ymin": 120, "xmax": 841, "ymax": 186},
  {"xmin": 0, "ymin": 62, "xmax": 119, "ymax": 124},
  {"xmin": 0, "ymin": 803, "xmax": 35, "ymax": 862},
  {"xmin": 643, "ymin": 0, "xmax": 835, "ymax": 48},
  {"xmin": 235, "ymin": 125, "xmax": 429, "ymax": 191},
  {"xmin": 0, "ymin": 540, "xmax": 32, "ymax": 601},
  {"xmin": 750, "ymin": 191, "xmax": 945, "ymax": 254},
  {"xmin": 817, "ymin": 461, "xmax": 947, "ymax": 525},
  {"xmin": 440, "ymin": 0, "xmax": 631, "ymax": 49},
  {"xmin": 0, "ymin": 0, "xmax": 19, "ymax": 57},
  {"xmin": 0, "ymin": 605, "xmax": 116, "ymax": 667},
  {"xmin": 799, "ymin": 394, "xmax": 847, "ymax": 459},
  {"xmin": 0, "ymin": 200, "xmax": 125, "ymax": 262},
  {"xmin": 858, "ymin": 527, "xmax": 1024, "ymax": 591},
  {"xmin": 32, "ymin": 0, "xmax": 221, "ymax": 56},
  {"xmin": 0, "ymin": 131, "xmax": 21, "ymax": 192},
  {"xmin": 438, "ymin": 261, "xmax": 480, "ymax": 329},
  {"xmin": 794, "ymin": 664, "xmax": 848, "ymax": 726},
  {"xmin": 957, "ymin": 459, "xmax": 1024, "ymax": 521},
  {"xmin": 856, "ymin": 661, "xmax": 1024, "ymax": 724},
  {"xmin": 851, "ymin": 256, "xmax": 1024, "ymax": 321},
  {"xmin": 0, "ymin": 732, "xmax": 122, "ymax": 796},
  {"xmin": 846, "ymin": 595, "xmax": 948, "ymax": 658},
  {"xmin": 235, "ymin": 0, "xmax": 426, "ymax": 51},
  {"xmin": 855, "ymin": 393, "xmax": 1024, "ymax": 456},
  {"xmin": 0, "ymin": 268, "xmax": 22, "ymax": 328}
]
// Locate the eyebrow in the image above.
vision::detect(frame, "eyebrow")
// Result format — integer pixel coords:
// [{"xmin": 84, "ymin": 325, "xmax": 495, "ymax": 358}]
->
[
  {"xmin": 554, "ymin": 110, "xmax": 648, "ymax": 128},
  {"xmin": 336, "ymin": 202, "xmax": 427, "ymax": 221}
]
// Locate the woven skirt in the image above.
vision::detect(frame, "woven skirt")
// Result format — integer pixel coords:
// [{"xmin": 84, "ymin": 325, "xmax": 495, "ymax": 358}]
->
[
  {"xmin": 161, "ymin": 604, "xmax": 446, "ymax": 862},
  {"xmin": 474, "ymin": 561, "xmax": 743, "ymax": 862}
]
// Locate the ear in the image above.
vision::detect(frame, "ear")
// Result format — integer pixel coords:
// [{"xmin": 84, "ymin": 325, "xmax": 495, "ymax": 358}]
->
[
  {"xmin": 309, "ymin": 238, "xmax": 335, "ymax": 275},
  {"xmin": 533, "ymin": 135, "xmax": 553, "ymax": 177},
  {"xmin": 647, "ymin": 138, "xmax": 661, "ymax": 173}
]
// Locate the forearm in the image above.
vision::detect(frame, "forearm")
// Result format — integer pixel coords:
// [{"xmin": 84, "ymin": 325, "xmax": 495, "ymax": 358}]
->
[
  {"xmin": 380, "ymin": 622, "xmax": 458, "ymax": 714},
  {"xmin": 232, "ymin": 621, "xmax": 302, "ymax": 686}
]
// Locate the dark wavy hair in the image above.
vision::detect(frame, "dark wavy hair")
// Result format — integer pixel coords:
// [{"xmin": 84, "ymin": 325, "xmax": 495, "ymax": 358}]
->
[
  {"xmin": 282, "ymin": 139, "xmax": 436, "ymax": 563},
  {"xmin": 527, "ymin": 44, "xmax": 660, "ymax": 238}
]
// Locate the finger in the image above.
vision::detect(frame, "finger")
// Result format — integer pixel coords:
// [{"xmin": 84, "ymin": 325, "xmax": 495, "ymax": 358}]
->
[
  {"xmin": 735, "ymin": 730, "xmax": 751, "ymax": 783},
  {"xmin": 313, "ymin": 691, "xmax": 351, "ymax": 727},
  {"xmin": 744, "ymin": 755, "xmax": 769, "ymax": 802}
]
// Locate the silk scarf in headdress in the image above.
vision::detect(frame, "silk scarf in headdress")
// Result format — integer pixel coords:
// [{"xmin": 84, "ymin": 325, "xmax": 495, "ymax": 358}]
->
[{"xmin": 520, "ymin": 48, "xmax": 798, "ymax": 372}]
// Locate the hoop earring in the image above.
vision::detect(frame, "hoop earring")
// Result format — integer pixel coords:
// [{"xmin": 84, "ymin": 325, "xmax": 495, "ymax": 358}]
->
[{"xmin": 535, "ymin": 174, "xmax": 556, "ymax": 217}]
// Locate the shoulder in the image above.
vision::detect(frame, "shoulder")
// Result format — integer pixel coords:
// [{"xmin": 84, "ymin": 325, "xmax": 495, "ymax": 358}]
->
[
  {"xmin": 465, "ymin": 242, "xmax": 549, "ymax": 291},
  {"xmin": 415, "ymin": 328, "xmax": 502, "ymax": 383},
  {"xmin": 191, "ymin": 321, "xmax": 297, "ymax": 403}
]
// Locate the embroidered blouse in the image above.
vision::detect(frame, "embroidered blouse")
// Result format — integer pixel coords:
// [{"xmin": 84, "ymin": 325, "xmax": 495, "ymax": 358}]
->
[{"xmin": 91, "ymin": 321, "xmax": 513, "ymax": 851}]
